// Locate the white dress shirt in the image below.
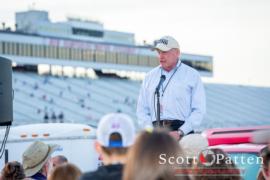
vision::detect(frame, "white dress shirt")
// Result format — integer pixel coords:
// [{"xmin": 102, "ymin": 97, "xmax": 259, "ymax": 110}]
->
[{"xmin": 136, "ymin": 60, "xmax": 206, "ymax": 134}]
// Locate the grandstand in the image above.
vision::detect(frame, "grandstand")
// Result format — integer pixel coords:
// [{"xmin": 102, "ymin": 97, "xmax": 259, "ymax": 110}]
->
[
  {"xmin": 1, "ymin": 9, "xmax": 269, "ymax": 130},
  {"xmin": 12, "ymin": 71, "xmax": 138, "ymax": 125},
  {"xmin": 11, "ymin": 70, "xmax": 270, "ymax": 130}
]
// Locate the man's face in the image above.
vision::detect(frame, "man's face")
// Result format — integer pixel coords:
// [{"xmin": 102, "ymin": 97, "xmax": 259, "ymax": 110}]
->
[
  {"xmin": 51, "ymin": 157, "xmax": 61, "ymax": 168},
  {"xmin": 263, "ymin": 161, "xmax": 270, "ymax": 180},
  {"xmin": 44, "ymin": 159, "xmax": 53, "ymax": 177},
  {"xmin": 157, "ymin": 48, "xmax": 180, "ymax": 71}
]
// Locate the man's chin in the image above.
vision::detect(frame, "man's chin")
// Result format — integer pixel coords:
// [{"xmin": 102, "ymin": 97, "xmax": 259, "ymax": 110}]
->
[
  {"xmin": 160, "ymin": 64, "xmax": 168, "ymax": 69},
  {"xmin": 160, "ymin": 63, "xmax": 166, "ymax": 67}
]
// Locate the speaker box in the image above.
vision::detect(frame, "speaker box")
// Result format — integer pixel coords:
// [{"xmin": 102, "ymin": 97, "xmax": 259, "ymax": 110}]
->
[{"xmin": 0, "ymin": 57, "xmax": 13, "ymax": 126}]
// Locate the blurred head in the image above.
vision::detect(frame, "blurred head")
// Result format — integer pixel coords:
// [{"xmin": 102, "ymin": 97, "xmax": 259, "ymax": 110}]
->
[
  {"xmin": 95, "ymin": 113, "xmax": 136, "ymax": 164},
  {"xmin": 194, "ymin": 148, "xmax": 241, "ymax": 180},
  {"xmin": 52, "ymin": 155, "xmax": 68, "ymax": 168},
  {"xmin": 179, "ymin": 134, "xmax": 209, "ymax": 166},
  {"xmin": 123, "ymin": 129, "xmax": 190, "ymax": 180},
  {"xmin": 154, "ymin": 36, "xmax": 180, "ymax": 72},
  {"xmin": 261, "ymin": 146, "xmax": 270, "ymax": 180},
  {"xmin": 48, "ymin": 163, "xmax": 81, "ymax": 180},
  {"xmin": 1, "ymin": 161, "xmax": 25, "ymax": 180},
  {"xmin": 22, "ymin": 141, "xmax": 59, "ymax": 177}
]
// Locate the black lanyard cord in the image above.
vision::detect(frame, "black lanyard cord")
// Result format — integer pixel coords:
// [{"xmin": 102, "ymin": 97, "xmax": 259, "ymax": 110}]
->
[{"xmin": 161, "ymin": 61, "xmax": 182, "ymax": 96}]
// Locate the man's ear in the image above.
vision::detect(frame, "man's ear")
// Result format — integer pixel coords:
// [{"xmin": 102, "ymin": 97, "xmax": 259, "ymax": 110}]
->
[
  {"xmin": 175, "ymin": 48, "xmax": 180, "ymax": 57},
  {"xmin": 95, "ymin": 141, "xmax": 102, "ymax": 154}
]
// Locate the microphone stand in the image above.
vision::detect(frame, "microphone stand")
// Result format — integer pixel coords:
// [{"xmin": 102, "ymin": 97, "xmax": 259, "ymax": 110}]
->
[
  {"xmin": 155, "ymin": 90, "xmax": 161, "ymax": 128},
  {"xmin": 155, "ymin": 75, "xmax": 165, "ymax": 128}
]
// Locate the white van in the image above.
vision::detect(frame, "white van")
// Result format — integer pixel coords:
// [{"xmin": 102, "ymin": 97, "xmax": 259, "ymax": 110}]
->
[{"xmin": 0, "ymin": 123, "xmax": 100, "ymax": 172}]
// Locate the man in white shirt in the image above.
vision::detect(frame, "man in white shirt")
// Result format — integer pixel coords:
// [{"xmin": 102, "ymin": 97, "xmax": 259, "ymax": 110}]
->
[{"xmin": 137, "ymin": 35, "xmax": 206, "ymax": 139}]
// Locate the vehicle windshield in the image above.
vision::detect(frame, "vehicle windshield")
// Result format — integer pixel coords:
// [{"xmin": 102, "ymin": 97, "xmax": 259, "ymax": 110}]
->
[{"xmin": 228, "ymin": 152, "xmax": 262, "ymax": 180}]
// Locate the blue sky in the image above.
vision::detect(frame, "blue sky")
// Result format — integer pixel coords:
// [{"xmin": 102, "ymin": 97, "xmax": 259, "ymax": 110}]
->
[{"xmin": 1, "ymin": 0, "xmax": 270, "ymax": 87}]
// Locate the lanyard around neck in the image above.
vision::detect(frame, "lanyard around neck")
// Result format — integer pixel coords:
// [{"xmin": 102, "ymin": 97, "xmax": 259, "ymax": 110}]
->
[{"xmin": 160, "ymin": 61, "xmax": 181, "ymax": 96}]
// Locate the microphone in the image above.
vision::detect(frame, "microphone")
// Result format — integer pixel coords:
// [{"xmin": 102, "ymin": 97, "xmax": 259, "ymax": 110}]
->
[{"xmin": 155, "ymin": 75, "xmax": 166, "ymax": 94}]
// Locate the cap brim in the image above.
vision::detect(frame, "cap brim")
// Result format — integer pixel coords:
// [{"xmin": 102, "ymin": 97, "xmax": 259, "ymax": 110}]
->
[
  {"xmin": 154, "ymin": 44, "xmax": 172, "ymax": 52},
  {"xmin": 24, "ymin": 144, "xmax": 59, "ymax": 177}
]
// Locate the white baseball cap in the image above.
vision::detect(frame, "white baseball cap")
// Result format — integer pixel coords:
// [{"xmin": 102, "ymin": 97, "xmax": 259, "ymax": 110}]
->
[
  {"xmin": 97, "ymin": 113, "xmax": 136, "ymax": 148},
  {"xmin": 154, "ymin": 36, "xmax": 180, "ymax": 52}
]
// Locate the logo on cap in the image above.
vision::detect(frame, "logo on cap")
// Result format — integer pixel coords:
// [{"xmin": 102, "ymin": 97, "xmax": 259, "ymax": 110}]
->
[{"xmin": 111, "ymin": 122, "xmax": 120, "ymax": 129}]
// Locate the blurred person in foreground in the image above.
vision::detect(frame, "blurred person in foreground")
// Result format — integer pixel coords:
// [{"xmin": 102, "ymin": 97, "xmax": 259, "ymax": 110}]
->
[
  {"xmin": 22, "ymin": 141, "xmax": 59, "ymax": 180},
  {"xmin": 48, "ymin": 163, "xmax": 81, "ymax": 180},
  {"xmin": 80, "ymin": 113, "xmax": 136, "ymax": 180},
  {"xmin": 1, "ymin": 161, "xmax": 25, "ymax": 180},
  {"xmin": 179, "ymin": 134, "xmax": 208, "ymax": 166},
  {"xmin": 123, "ymin": 129, "xmax": 190, "ymax": 180},
  {"xmin": 258, "ymin": 146, "xmax": 270, "ymax": 180},
  {"xmin": 51, "ymin": 155, "xmax": 68, "ymax": 168}
]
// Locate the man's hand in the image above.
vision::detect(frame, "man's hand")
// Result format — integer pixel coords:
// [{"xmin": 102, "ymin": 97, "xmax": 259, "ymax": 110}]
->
[{"xmin": 169, "ymin": 131, "xmax": 182, "ymax": 141}]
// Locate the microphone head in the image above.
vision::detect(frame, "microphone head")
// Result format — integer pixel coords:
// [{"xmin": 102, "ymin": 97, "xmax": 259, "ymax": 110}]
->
[
  {"xmin": 161, "ymin": 75, "xmax": 166, "ymax": 80},
  {"xmin": 155, "ymin": 75, "xmax": 166, "ymax": 94}
]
